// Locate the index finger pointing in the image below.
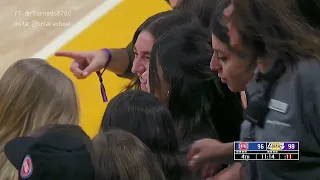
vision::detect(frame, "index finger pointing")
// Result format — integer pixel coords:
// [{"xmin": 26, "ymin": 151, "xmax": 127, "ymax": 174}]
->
[{"xmin": 54, "ymin": 51, "xmax": 86, "ymax": 60}]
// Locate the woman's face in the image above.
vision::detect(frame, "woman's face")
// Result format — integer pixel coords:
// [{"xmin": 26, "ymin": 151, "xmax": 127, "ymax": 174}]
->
[
  {"xmin": 210, "ymin": 35, "xmax": 253, "ymax": 92},
  {"xmin": 132, "ymin": 31, "xmax": 154, "ymax": 92}
]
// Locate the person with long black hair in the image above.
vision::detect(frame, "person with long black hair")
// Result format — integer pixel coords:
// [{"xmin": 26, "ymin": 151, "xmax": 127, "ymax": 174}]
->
[
  {"xmin": 100, "ymin": 90, "xmax": 192, "ymax": 180},
  {"xmin": 146, "ymin": 21, "xmax": 243, "ymax": 178},
  {"xmin": 188, "ymin": 0, "xmax": 320, "ymax": 179}
]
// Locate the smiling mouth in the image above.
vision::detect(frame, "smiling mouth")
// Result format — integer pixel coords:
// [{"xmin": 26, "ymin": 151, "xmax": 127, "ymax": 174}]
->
[
  {"xmin": 221, "ymin": 78, "xmax": 227, "ymax": 83},
  {"xmin": 217, "ymin": 73, "xmax": 226, "ymax": 82},
  {"xmin": 139, "ymin": 77, "xmax": 146, "ymax": 84}
]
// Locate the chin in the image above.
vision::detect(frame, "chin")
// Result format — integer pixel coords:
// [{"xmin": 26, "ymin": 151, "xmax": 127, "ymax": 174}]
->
[
  {"xmin": 140, "ymin": 85, "xmax": 148, "ymax": 92},
  {"xmin": 227, "ymin": 84, "xmax": 243, "ymax": 93}
]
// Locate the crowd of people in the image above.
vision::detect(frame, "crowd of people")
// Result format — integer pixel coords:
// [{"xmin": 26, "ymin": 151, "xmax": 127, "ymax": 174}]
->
[{"xmin": 0, "ymin": 0, "xmax": 319, "ymax": 179}]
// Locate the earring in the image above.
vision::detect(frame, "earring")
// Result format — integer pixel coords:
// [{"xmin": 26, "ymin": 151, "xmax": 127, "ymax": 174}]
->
[{"xmin": 167, "ymin": 90, "xmax": 170, "ymax": 97}]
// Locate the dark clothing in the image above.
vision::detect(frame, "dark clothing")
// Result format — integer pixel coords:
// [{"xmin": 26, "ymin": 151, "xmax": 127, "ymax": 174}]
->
[
  {"xmin": 181, "ymin": 81, "xmax": 243, "ymax": 154},
  {"xmin": 241, "ymin": 59, "xmax": 320, "ymax": 180},
  {"xmin": 5, "ymin": 132, "xmax": 94, "ymax": 180}
]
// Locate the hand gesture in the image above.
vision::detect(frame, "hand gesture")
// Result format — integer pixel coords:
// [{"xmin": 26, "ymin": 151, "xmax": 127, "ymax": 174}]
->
[
  {"xmin": 55, "ymin": 50, "xmax": 109, "ymax": 79},
  {"xmin": 187, "ymin": 139, "xmax": 230, "ymax": 170}
]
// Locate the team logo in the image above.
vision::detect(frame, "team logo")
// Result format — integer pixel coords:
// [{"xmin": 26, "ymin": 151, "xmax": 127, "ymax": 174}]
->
[
  {"xmin": 239, "ymin": 142, "xmax": 248, "ymax": 150},
  {"xmin": 20, "ymin": 155, "xmax": 33, "ymax": 179},
  {"xmin": 267, "ymin": 142, "xmax": 284, "ymax": 151}
]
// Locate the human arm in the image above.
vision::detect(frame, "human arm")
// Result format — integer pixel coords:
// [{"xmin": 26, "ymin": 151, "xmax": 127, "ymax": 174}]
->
[
  {"xmin": 207, "ymin": 162, "xmax": 245, "ymax": 180},
  {"xmin": 54, "ymin": 42, "xmax": 135, "ymax": 79}
]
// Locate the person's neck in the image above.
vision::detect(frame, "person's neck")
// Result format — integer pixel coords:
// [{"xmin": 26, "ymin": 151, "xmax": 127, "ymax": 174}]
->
[{"xmin": 257, "ymin": 52, "xmax": 278, "ymax": 73}]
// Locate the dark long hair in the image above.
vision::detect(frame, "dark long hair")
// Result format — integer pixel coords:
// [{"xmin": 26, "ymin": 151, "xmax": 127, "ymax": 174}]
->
[
  {"xmin": 93, "ymin": 130, "xmax": 166, "ymax": 180},
  {"xmin": 297, "ymin": 0, "xmax": 320, "ymax": 28},
  {"xmin": 125, "ymin": 10, "xmax": 200, "ymax": 91},
  {"xmin": 228, "ymin": 0, "xmax": 320, "ymax": 64},
  {"xmin": 215, "ymin": 0, "xmax": 320, "ymax": 126},
  {"xmin": 149, "ymin": 23, "xmax": 243, "ymax": 144},
  {"xmin": 101, "ymin": 90, "xmax": 189, "ymax": 180},
  {"xmin": 175, "ymin": 0, "xmax": 219, "ymax": 29}
]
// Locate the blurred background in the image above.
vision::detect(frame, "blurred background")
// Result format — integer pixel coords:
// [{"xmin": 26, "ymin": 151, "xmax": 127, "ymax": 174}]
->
[{"xmin": 0, "ymin": 0, "xmax": 170, "ymax": 137}]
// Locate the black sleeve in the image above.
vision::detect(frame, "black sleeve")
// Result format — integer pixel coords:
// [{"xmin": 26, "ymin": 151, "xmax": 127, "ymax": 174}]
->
[{"xmin": 116, "ymin": 42, "xmax": 135, "ymax": 79}]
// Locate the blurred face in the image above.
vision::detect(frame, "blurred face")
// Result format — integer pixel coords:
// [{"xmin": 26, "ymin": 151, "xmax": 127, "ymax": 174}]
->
[
  {"xmin": 210, "ymin": 35, "xmax": 253, "ymax": 92},
  {"xmin": 132, "ymin": 31, "xmax": 154, "ymax": 92}
]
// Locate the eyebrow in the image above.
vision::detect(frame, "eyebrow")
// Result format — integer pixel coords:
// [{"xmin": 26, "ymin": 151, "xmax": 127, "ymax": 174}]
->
[
  {"xmin": 133, "ymin": 46, "xmax": 151, "ymax": 55},
  {"xmin": 212, "ymin": 48, "xmax": 225, "ymax": 54}
]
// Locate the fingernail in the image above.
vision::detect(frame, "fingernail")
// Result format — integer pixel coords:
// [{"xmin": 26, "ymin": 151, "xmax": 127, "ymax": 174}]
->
[
  {"xmin": 83, "ymin": 72, "xmax": 88, "ymax": 76},
  {"xmin": 192, "ymin": 154, "xmax": 200, "ymax": 160}
]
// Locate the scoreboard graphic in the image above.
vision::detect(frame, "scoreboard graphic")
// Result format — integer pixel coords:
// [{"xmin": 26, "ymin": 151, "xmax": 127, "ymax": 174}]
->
[{"xmin": 234, "ymin": 142, "xmax": 299, "ymax": 160}]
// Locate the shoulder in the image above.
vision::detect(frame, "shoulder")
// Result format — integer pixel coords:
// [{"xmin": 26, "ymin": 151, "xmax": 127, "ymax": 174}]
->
[
  {"xmin": 295, "ymin": 58, "xmax": 320, "ymax": 81},
  {"xmin": 294, "ymin": 58, "xmax": 320, "ymax": 101}
]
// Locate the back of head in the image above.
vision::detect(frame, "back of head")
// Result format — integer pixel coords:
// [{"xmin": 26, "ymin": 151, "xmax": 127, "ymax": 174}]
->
[
  {"xmin": 175, "ymin": 0, "xmax": 220, "ymax": 29},
  {"xmin": 101, "ymin": 90, "xmax": 178, "ymax": 152},
  {"xmin": 149, "ymin": 23, "xmax": 243, "ymax": 143},
  {"xmin": 0, "ymin": 58, "xmax": 79, "ymax": 176},
  {"xmin": 133, "ymin": 10, "xmax": 199, "ymax": 45},
  {"xmin": 92, "ymin": 130, "xmax": 166, "ymax": 180},
  {"xmin": 132, "ymin": 10, "xmax": 176, "ymax": 44},
  {"xmin": 101, "ymin": 90, "xmax": 188, "ymax": 179},
  {"xmin": 144, "ymin": 10, "xmax": 201, "ymax": 41}
]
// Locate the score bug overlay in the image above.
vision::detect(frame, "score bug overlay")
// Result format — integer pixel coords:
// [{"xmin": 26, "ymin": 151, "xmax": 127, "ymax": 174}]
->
[{"xmin": 234, "ymin": 141, "xmax": 299, "ymax": 161}]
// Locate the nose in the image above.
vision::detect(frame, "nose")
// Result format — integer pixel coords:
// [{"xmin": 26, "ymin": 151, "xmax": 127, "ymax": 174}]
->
[
  {"xmin": 131, "ymin": 57, "xmax": 145, "ymax": 75},
  {"xmin": 210, "ymin": 56, "xmax": 222, "ymax": 71}
]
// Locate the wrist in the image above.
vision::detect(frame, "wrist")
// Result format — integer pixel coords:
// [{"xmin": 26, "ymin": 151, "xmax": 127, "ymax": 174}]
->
[
  {"xmin": 101, "ymin": 48, "xmax": 112, "ymax": 68},
  {"xmin": 220, "ymin": 142, "xmax": 234, "ymax": 158}
]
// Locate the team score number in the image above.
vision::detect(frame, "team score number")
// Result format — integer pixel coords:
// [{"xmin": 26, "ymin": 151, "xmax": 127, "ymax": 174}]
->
[
  {"xmin": 234, "ymin": 154, "xmax": 256, "ymax": 160},
  {"xmin": 287, "ymin": 143, "xmax": 296, "ymax": 150},
  {"xmin": 257, "ymin": 143, "xmax": 265, "ymax": 150},
  {"xmin": 257, "ymin": 154, "xmax": 279, "ymax": 160}
]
